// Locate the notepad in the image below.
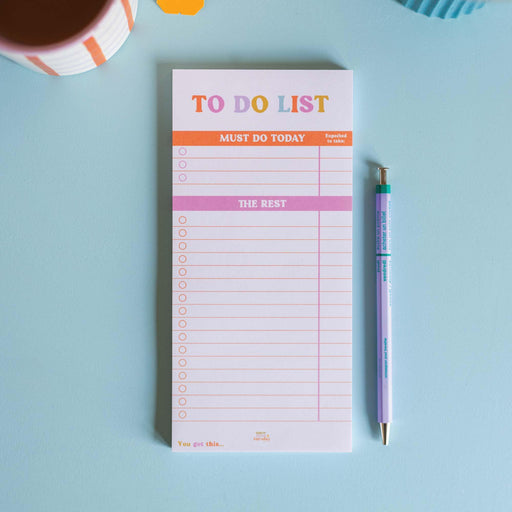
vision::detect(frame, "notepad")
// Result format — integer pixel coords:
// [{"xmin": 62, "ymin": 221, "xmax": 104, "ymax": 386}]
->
[{"xmin": 172, "ymin": 69, "xmax": 353, "ymax": 452}]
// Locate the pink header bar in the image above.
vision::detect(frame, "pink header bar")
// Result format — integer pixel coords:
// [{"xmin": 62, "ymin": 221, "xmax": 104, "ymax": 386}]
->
[{"xmin": 172, "ymin": 196, "xmax": 352, "ymax": 211}]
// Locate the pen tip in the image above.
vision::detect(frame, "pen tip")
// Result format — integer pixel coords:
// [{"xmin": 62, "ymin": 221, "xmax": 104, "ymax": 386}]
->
[{"xmin": 380, "ymin": 423, "xmax": 390, "ymax": 446}]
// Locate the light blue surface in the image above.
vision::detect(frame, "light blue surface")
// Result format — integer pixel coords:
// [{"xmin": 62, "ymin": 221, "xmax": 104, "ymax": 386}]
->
[{"xmin": 1, "ymin": 1, "xmax": 511, "ymax": 510}]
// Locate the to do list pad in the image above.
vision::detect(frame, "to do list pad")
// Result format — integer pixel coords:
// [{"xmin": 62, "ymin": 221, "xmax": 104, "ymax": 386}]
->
[{"xmin": 172, "ymin": 70, "xmax": 353, "ymax": 452}]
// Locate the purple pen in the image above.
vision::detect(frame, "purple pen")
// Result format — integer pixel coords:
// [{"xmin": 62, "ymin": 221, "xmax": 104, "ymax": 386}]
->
[{"xmin": 376, "ymin": 167, "xmax": 392, "ymax": 445}]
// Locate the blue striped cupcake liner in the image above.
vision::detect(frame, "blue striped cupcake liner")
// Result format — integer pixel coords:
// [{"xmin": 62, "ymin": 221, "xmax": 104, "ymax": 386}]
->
[{"xmin": 399, "ymin": 0, "xmax": 485, "ymax": 18}]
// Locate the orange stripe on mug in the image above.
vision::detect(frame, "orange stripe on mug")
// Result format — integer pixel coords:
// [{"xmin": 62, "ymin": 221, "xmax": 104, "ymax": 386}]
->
[
  {"xmin": 172, "ymin": 131, "xmax": 353, "ymax": 147},
  {"xmin": 121, "ymin": 0, "xmax": 135, "ymax": 30},
  {"xmin": 83, "ymin": 36, "xmax": 106, "ymax": 67},
  {"xmin": 25, "ymin": 56, "xmax": 59, "ymax": 76}
]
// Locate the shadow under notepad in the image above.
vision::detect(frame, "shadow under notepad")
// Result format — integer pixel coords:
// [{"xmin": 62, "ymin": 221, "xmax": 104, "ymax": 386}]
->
[{"xmin": 155, "ymin": 63, "xmax": 174, "ymax": 445}]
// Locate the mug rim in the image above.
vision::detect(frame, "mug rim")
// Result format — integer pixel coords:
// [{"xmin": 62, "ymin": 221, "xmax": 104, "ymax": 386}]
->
[{"xmin": 0, "ymin": 0, "xmax": 116, "ymax": 54}]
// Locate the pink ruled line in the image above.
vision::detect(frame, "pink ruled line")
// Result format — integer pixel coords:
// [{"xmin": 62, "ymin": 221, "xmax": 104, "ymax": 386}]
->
[
  {"xmin": 173, "ymin": 183, "xmax": 352, "ymax": 186},
  {"xmin": 172, "ymin": 238, "xmax": 353, "ymax": 241},
  {"xmin": 172, "ymin": 170, "xmax": 352, "ymax": 173},
  {"xmin": 175, "ymin": 251, "xmax": 352, "ymax": 254},
  {"xmin": 174, "ymin": 420, "xmax": 352, "ymax": 423},
  {"xmin": 179, "ymin": 342, "xmax": 352, "ymax": 345},
  {"xmin": 171, "ymin": 225, "xmax": 353, "ymax": 228},
  {"xmin": 172, "ymin": 316, "xmax": 352, "ymax": 319},
  {"xmin": 173, "ymin": 407, "xmax": 351, "ymax": 409},
  {"xmin": 173, "ymin": 368, "xmax": 351, "ymax": 371},
  {"xmin": 173, "ymin": 265, "xmax": 352, "ymax": 267},
  {"xmin": 180, "ymin": 381, "xmax": 352, "ymax": 384},
  {"xmin": 172, "ymin": 329, "xmax": 352, "ymax": 332},
  {"xmin": 178, "ymin": 156, "xmax": 352, "ymax": 160},
  {"xmin": 172, "ymin": 394, "xmax": 352, "ymax": 397},
  {"xmin": 172, "ymin": 291, "xmax": 352, "ymax": 293},
  {"xmin": 174, "ymin": 277, "xmax": 350, "ymax": 281},
  {"xmin": 174, "ymin": 355, "xmax": 352, "ymax": 358}
]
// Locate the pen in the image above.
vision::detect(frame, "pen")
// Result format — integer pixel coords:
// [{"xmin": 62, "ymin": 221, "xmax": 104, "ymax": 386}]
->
[{"xmin": 376, "ymin": 167, "xmax": 392, "ymax": 445}]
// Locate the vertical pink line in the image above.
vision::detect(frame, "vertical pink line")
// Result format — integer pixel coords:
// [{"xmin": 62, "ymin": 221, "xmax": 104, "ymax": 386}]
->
[
  {"xmin": 317, "ymin": 145, "xmax": 321, "ymax": 421},
  {"xmin": 318, "ymin": 146, "xmax": 321, "ymax": 196},
  {"xmin": 317, "ymin": 210, "xmax": 321, "ymax": 421}
]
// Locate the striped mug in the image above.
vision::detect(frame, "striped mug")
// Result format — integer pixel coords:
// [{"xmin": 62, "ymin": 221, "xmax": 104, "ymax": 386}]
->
[{"xmin": 0, "ymin": 0, "xmax": 137, "ymax": 76}]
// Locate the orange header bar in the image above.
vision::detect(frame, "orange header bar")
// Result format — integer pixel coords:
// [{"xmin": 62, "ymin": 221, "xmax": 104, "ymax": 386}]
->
[{"xmin": 173, "ymin": 131, "xmax": 352, "ymax": 146}]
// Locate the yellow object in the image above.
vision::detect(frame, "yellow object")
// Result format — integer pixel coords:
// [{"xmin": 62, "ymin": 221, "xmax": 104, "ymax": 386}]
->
[{"xmin": 157, "ymin": 0, "xmax": 204, "ymax": 15}]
